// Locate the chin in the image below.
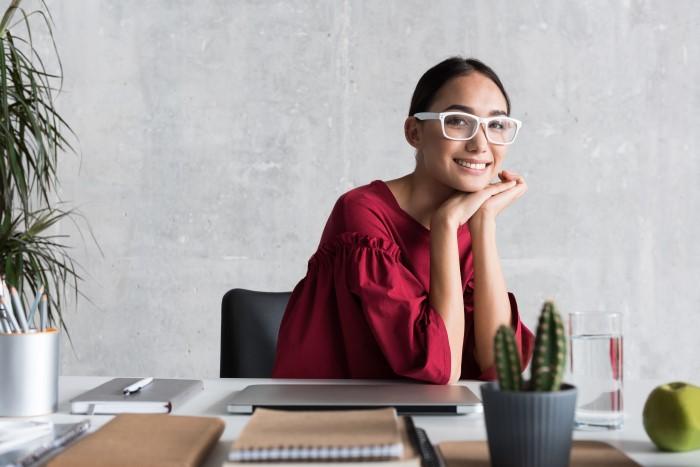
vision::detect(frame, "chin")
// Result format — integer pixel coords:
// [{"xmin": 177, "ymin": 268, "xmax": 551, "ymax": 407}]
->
[{"xmin": 451, "ymin": 177, "xmax": 491, "ymax": 193}]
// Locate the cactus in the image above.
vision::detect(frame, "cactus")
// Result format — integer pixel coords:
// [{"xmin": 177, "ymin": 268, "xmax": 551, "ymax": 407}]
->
[
  {"xmin": 495, "ymin": 325, "xmax": 522, "ymax": 391},
  {"xmin": 530, "ymin": 301, "xmax": 567, "ymax": 391},
  {"xmin": 494, "ymin": 300, "xmax": 567, "ymax": 392}
]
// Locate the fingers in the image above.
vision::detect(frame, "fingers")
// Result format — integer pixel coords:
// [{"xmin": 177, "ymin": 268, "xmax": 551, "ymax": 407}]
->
[
  {"xmin": 499, "ymin": 170, "xmax": 527, "ymax": 197},
  {"xmin": 484, "ymin": 182, "xmax": 526, "ymax": 212},
  {"xmin": 511, "ymin": 173, "xmax": 527, "ymax": 198},
  {"xmin": 500, "ymin": 170, "xmax": 525, "ymax": 185},
  {"xmin": 502, "ymin": 179, "xmax": 527, "ymax": 200},
  {"xmin": 486, "ymin": 171, "xmax": 528, "ymax": 204},
  {"xmin": 511, "ymin": 181, "xmax": 527, "ymax": 199},
  {"xmin": 487, "ymin": 179, "xmax": 517, "ymax": 196},
  {"xmin": 499, "ymin": 170, "xmax": 517, "ymax": 181}
]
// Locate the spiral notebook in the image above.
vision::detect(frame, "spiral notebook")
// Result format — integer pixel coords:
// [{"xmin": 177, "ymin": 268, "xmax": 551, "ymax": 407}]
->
[{"xmin": 227, "ymin": 408, "xmax": 417, "ymax": 464}]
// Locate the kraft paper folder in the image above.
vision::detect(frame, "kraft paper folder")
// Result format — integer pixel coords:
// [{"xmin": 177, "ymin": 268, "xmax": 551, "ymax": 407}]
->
[{"xmin": 47, "ymin": 414, "xmax": 224, "ymax": 467}]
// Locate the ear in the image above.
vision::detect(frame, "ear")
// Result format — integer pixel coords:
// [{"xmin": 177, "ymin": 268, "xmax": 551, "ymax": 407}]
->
[{"xmin": 404, "ymin": 116, "xmax": 422, "ymax": 149}]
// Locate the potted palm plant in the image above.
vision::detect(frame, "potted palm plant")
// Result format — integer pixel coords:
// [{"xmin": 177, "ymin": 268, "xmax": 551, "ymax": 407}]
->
[
  {"xmin": 480, "ymin": 301, "xmax": 578, "ymax": 467},
  {"xmin": 0, "ymin": 0, "xmax": 87, "ymax": 416}
]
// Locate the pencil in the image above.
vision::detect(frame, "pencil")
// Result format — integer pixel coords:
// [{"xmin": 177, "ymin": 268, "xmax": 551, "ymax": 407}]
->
[
  {"xmin": 0, "ymin": 308, "xmax": 10, "ymax": 333},
  {"xmin": 0, "ymin": 296, "xmax": 20, "ymax": 332},
  {"xmin": 10, "ymin": 286, "xmax": 29, "ymax": 332},
  {"xmin": 40, "ymin": 294, "xmax": 48, "ymax": 332},
  {"xmin": 27, "ymin": 285, "xmax": 44, "ymax": 328}
]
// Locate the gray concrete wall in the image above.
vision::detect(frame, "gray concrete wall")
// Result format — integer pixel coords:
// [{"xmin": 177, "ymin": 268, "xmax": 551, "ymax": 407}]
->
[{"xmin": 37, "ymin": 1, "xmax": 700, "ymax": 380}]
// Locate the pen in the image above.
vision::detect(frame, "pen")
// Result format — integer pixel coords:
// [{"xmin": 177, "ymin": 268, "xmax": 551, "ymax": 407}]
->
[
  {"xmin": 27, "ymin": 285, "xmax": 44, "ymax": 328},
  {"xmin": 10, "ymin": 286, "xmax": 29, "ymax": 332},
  {"xmin": 15, "ymin": 419, "xmax": 91, "ymax": 467},
  {"xmin": 123, "ymin": 377, "xmax": 154, "ymax": 395},
  {"xmin": 404, "ymin": 416, "xmax": 445, "ymax": 467}
]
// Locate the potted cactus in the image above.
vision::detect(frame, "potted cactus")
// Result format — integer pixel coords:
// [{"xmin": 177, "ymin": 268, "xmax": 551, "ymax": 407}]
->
[{"xmin": 480, "ymin": 301, "xmax": 578, "ymax": 467}]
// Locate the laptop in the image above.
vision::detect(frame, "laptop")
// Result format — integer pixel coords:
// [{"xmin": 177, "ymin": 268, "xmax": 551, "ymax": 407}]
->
[{"xmin": 226, "ymin": 383, "xmax": 482, "ymax": 415}]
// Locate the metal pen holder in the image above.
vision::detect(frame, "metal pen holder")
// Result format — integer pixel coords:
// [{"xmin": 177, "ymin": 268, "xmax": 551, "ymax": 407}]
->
[{"xmin": 0, "ymin": 328, "xmax": 59, "ymax": 416}]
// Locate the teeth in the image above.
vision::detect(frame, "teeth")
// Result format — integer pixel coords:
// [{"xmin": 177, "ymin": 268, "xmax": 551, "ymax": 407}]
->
[{"xmin": 455, "ymin": 160, "xmax": 487, "ymax": 170}]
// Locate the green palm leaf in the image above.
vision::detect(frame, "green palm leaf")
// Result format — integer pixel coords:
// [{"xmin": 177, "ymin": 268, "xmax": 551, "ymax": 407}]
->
[{"xmin": 0, "ymin": 0, "xmax": 94, "ymax": 336}]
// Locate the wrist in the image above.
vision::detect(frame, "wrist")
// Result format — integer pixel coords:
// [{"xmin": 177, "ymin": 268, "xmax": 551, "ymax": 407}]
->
[
  {"xmin": 430, "ymin": 212, "xmax": 459, "ymax": 232},
  {"xmin": 468, "ymin": 211, "xmax": 496, "ymax": 233}
]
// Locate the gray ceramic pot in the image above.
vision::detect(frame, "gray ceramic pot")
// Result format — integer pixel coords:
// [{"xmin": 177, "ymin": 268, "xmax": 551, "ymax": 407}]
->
[{"xmin": 480, "ymin": 382, "xmax": 577, "ymax": 467}]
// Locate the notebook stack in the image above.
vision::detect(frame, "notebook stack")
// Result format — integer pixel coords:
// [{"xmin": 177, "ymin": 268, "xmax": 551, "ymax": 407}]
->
[{"xmin": 225, "ymin": 408, "xmax": 429, "ymax": 466}]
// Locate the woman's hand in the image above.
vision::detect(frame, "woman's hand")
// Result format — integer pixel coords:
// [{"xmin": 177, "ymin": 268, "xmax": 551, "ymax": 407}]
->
[
  {"xmin": 431, "ymin": 170, "xmax": 527, "ymax": 231},
  {"xmin": 432, "ymin": 177, "xmax": 517, "ymax": 230},
  {"xmin": 469, "ymin": 170, "xmax": 527, "ymax": 228}
]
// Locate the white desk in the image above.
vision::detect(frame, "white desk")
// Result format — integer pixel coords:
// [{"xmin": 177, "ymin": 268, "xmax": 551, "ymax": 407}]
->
[{"xmin": 41, "ymin": 377, "xmax": 700, "ymax": 466}]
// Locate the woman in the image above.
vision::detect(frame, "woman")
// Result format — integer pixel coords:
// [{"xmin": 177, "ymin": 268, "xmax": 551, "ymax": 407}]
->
[{"xmin": 273, "ymin": 57, "xmax": 534, "ymax": 384}]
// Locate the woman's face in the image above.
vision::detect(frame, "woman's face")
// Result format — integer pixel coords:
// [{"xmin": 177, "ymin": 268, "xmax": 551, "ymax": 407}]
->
[{"xmin": 409, "ymin": 72, "xmax": 510, "ymax": 193}]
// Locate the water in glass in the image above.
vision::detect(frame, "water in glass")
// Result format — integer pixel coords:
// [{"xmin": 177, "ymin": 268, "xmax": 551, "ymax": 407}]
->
[{"xmin": 568, "ymin": 333, "xmax": 623, "ymax": 429}]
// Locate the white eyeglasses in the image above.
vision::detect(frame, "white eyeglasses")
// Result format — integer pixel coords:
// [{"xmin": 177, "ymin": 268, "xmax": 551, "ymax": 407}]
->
[{"xmin": 414, "ymin": 111, "xmax": 522, "ymax": 145}]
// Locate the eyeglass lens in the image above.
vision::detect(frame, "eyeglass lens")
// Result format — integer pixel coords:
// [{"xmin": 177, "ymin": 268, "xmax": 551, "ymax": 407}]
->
[{"xmin": 443, "ymin": 114, "xmax": 518, "ymax": 143}]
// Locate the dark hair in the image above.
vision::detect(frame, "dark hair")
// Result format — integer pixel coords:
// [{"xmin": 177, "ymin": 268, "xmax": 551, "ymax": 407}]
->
[{"xmin": 408, "ymin": 57, "xmax": 511, "ymax": 116}]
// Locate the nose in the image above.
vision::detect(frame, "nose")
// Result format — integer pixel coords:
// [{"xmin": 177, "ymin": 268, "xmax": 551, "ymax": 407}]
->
[{"xmin": 465, "ymin": 123, "xmax": 489, "ymax": 153}]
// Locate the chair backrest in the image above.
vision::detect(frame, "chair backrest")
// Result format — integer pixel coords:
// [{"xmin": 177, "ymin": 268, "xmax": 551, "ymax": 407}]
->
[{"xmin": 220, "ymin": 288, "xmax": 291, "ymax": 378}]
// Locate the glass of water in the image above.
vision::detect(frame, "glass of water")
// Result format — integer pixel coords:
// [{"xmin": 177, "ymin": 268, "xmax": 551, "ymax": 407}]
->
[{"xmin": 567, "ymin": 311, "xmax": 623, "ymax": 429}]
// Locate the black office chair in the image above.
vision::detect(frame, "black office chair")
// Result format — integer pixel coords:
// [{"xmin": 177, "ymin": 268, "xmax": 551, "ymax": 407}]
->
[{"xmin": 220, "ymin": 288, "xmax": 291, "ymax": 378}]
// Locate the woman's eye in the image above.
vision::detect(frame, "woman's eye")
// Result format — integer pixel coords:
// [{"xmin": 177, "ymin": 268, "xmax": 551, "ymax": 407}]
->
[
  {"xmin": 489, "ymin": 120, "xmax": 505, "ymax": 130},
  {"xmin": 446, "ymin": 117, "xmax": 469, "ymax": 127}
]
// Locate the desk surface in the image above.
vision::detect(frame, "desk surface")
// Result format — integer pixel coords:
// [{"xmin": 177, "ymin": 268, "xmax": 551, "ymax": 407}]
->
[{"xmin": 41, "ymin": 377, "xmax": 700, "ymax": 466}]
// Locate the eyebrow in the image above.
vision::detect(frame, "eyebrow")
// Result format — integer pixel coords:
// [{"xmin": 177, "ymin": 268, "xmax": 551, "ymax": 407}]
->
[{"xmin": 442, "ymin": 104, "xmax": 507, "ymax": 117}]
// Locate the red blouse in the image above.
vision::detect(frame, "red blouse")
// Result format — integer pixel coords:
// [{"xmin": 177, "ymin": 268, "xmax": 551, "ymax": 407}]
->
[{"xmin": 272, "ymin": 180, "xmax": 533, "ymax": 384}]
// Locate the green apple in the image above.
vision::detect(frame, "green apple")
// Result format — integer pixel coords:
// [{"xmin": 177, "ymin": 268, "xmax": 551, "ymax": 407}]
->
[{"xmin": 643, "ymin": 382, "xmax": 700, "ymax": 452}]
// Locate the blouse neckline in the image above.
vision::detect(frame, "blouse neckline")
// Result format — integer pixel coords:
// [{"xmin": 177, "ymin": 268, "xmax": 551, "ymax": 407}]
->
[{"xmin": 373, "ymin": 180, "xmax": 469, "ymax": 234}]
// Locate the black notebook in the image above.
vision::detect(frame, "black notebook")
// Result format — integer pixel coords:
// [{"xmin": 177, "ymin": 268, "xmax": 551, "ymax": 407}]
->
[{"xmin": 70, "ymin": 378, "xmax": 203, "ymax": 415}]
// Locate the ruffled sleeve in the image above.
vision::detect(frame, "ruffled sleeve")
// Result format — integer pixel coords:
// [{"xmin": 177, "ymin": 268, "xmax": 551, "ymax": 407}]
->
[
  {"xmin": 318, "ymin": 232, "xmax": 452, "ymax": 385},
  {"xmin": 461, "ymin": 278, "xmax": 534, "ymax": 381}
]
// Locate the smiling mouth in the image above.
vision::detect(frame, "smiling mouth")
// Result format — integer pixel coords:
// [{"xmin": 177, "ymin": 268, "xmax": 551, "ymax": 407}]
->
[{"xmin": 453, "ymin": 159, "xmax": 492, "ymax": 170}]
